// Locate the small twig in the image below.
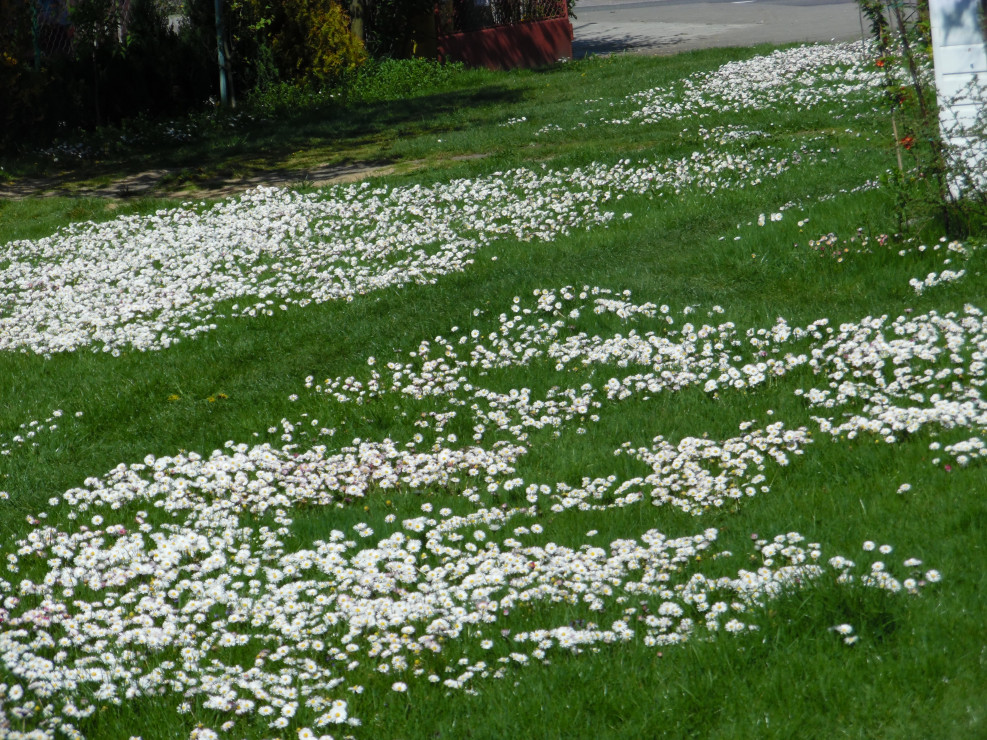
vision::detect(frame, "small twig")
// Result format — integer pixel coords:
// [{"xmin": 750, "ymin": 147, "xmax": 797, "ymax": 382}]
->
[{"xmin": 891, "ymin": 111, "xmax": 905, "ymax": 172}]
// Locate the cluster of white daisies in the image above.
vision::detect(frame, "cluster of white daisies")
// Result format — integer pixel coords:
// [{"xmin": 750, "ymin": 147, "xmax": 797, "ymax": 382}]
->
[
  {"xmin": 503, "ymin": 41, "xmax": 880, "ymax": 132},
  {"xmin": 0, "ymin": 410, "xmax": 82, "ymax": 461},
  {"xmin": 1, "ymin": 282, "xmax": 965, "ymax": 739},
  {"xmin": 0, "ymin": 410, "xmax": 85, "ymax": 502},
  {"xmin": 0, "ymin": 143, "xmax": 818, "ymax": 360},
  {"xmin": 0, "ymin": 40, "xmax": 979, "ymax": 740},
  {"xmin": 0, "ymin": 40, "xmax": 892, "ymax": 362},
  {"xmin": 906, "ymin": 240, "xmax": 980, "ymax": 295},
  {"xmin": 609, "ymin": 42, "xmax": 880, "ymax": 126}
]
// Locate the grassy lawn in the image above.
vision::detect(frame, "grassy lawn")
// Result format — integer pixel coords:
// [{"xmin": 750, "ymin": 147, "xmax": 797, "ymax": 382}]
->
[
  {"xmin": 2, "ymin": 47, "xmax": 812, "ymax": 199},
  {"xmin": 1, "ymin": 42, "xmax": 985, "ymax": 740}
]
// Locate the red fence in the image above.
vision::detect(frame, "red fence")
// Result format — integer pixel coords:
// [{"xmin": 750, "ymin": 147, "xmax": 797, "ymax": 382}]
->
[{"xmin": 435, "ymin": 0, "xmax": 572, "ymax": 70}]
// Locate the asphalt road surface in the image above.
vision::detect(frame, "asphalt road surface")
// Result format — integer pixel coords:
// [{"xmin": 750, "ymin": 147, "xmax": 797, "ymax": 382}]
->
[{"xmin": 571, "ymin": 0, "xmax": 869, "ymax": 58}]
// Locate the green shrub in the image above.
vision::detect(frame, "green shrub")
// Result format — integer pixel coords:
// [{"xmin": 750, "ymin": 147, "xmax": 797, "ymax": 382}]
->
[
  {"xmin": 272, "ymin": 0, "xmax": 366, "ymax": 85},
  {"xmin": 243, "ymin": 78, "xmax": 338, "ymax": 116},
  {"xmin": 345, "ymin": 57, "xmax": 465, "ymax": 101},
  {"xmin": 209, "ymin": 0, "xmax": 366, "ymax": 91}
]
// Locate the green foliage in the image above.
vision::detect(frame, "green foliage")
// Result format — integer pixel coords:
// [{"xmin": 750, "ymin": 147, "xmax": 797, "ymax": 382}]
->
[
  {"xmin": 0, "ymin": 0, "xmax": 214, "ymax": 150},
  {"xmin": 197, "ymin": 0, "xmax": 366, "ymax": 91},
  {"xmin": 857, "ymin": 0, "xmax": 945, "ymax": 231},
  {"xmin": 240, "ymin": 57, "xmax": 465, "ymax": 119},
  {"xmin": 271, "ymin": 0, "xmax": 365, "ymax": 85},
  {"xmin": 344, "ymin": 57, "xmax": 466, "ymax": 101},
  {"xmin": 69, "ymin": 0, "xmax": 123, "ymax": 56},
  {"xmin": 241, "ymin": 78, "xmax": 337, "ymax": 116},
  {"xmin": 0, "ymin": 0, "xmax": 366, "ymax": 152}
]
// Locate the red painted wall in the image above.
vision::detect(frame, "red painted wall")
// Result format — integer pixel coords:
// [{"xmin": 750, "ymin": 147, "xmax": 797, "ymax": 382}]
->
[{"xmin": 437, "ymin": 15, "xmax": 573, "ymax": 70}]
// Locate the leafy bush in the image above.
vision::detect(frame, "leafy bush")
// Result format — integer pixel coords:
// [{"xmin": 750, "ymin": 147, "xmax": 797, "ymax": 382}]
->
[
  {"xmin": 272, "ymin": 0, "xmax": 366, "ymax": 85},
  {"xmin": 188, "ymin": 0, "xmax": 366, "ymax": 92},
  {"xmin": 242, "ymin": 79, "xmax": 339, "ymax": 117},
  {"xmin": 345, "ymin": 57, "xmax": 466, "ymax": 101}
]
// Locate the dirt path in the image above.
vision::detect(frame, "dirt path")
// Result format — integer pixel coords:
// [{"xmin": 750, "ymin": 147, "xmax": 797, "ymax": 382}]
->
[
  {"xmin": 0, "ymin": 150, "xmax": 498, "ymax": 201},
  {"xmin": 0, "ymin": 160, "xmax": 403, "ymax": 202}
]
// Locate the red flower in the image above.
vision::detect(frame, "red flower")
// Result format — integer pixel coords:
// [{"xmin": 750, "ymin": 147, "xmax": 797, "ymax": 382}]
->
[
  {"xmin": 900, "ymin": 135, "xmax": 915, "ymax": 150},
  {"xmin": 876, "ymin": 58, "xmax": 886, "ymax": 67}
]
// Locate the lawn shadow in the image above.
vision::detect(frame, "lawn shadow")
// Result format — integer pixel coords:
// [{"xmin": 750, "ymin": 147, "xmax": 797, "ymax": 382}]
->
[{"xmin": 0, "ymin": 83, "xmax": 525, "ymax": 200}]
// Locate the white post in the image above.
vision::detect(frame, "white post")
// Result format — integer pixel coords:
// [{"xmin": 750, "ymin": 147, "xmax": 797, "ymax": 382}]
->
[{"xmin": 929, "ymin": 0, "xmax": 987, "ymax": 195}]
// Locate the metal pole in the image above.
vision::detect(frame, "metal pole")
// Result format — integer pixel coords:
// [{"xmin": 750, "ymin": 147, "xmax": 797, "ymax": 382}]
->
[
  {"xmin": 858, "ymin": 5, "xmax": 868, "ymax": 61},
  {"xmin": 214, "ymin": 0, "xmax": 229, "ymax": 106}
]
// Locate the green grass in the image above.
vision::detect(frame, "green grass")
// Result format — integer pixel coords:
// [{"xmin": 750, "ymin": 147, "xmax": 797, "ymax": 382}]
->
[
  {"xmin": 1, "ymin": 47, "xmax": 780, "ymax": 200},
  {"xmin": 1, "ymin": 43, "xmax": 986, "ymax": 740}
]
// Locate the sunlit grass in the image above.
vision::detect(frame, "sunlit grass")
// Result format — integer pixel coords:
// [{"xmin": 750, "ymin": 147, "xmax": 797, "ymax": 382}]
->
[{"xmin": 1, "ymin": 41, "xmax": 985, "ymax": 740}]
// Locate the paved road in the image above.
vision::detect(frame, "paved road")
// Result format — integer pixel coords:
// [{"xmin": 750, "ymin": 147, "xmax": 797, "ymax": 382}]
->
[{"xmin": 571, "ymin": 0, "xmax": 868, "ymax": 58}]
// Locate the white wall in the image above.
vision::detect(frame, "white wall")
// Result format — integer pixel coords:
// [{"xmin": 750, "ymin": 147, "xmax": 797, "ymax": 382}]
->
[{"xmin": 930, "ymin": 0, "xmax": 987, "ymax": 194}]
